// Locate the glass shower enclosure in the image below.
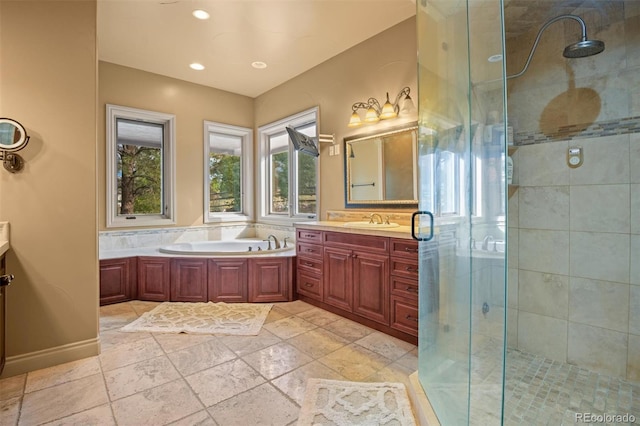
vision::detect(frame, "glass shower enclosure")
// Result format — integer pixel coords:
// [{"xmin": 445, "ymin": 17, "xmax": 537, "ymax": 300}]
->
[{"xmin": 415, "ymin": 0, "xmax": 508, "ymax": 424}]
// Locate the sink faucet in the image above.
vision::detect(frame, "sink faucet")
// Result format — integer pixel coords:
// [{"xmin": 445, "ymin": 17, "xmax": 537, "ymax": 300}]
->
[
  {"xmin": 266, "ymin": 234, "xmax": 280, "ymax": 249},
  {"xmin": 482, "ymin": 235, "xmax": 495, "ymax": 251},
  {"xmin": 363, "ymin": 213, "xmax": 383, "ymax": 224}
]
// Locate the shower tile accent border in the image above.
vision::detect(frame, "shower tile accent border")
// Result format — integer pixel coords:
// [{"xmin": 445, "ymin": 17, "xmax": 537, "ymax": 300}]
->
[{"xmin": 514, "ymin": 116, "xmax": 640, "ymax": 145}]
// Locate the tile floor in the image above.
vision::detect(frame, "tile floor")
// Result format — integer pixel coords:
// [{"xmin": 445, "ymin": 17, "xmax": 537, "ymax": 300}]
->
[{"xmin": 0, "ymin": 300, "xmax": 418, "ymax": 426}]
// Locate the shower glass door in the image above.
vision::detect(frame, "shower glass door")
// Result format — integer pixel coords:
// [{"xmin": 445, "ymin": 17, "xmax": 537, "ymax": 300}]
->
[{"xmin": 416, "ymin": 0, "xmax": 508, "ymax": 424}]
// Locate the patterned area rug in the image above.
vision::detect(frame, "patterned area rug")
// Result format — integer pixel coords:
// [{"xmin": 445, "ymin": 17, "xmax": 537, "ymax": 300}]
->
[
  {"xmin": 120, "ymin": 302, "xmax": 272, "ymax": 335},
  {"xmin": 297, "ymin": 379, "xmax": 416, "ymax": 426}
]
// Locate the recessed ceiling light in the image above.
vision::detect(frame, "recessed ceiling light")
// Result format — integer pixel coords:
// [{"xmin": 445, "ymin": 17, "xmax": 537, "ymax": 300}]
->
[
  {"xmin": 251, "ymin": 61, "xmax": 267, "ymax": 69},
  {"xmin": 488, "ymin": 54, "xmax": 503, "ymax": 63},
  {"xmin": 190, "ymin": 63, "xmax": 205, "ymax": 70},
  {"xmin": 192, "ymin": 9, "xmax": 210, "ymax": 20}
]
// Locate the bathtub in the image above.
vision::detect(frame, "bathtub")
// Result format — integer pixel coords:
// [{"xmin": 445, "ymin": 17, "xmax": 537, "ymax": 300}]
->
[{"xmin": 159, "ymin": 238, "xmax": 295, "ymax": 256}]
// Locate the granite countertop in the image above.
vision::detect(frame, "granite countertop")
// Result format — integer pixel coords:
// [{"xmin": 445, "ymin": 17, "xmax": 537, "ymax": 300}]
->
[
  {"xmin": 293, "ymin": 220, "xmax": 416, "ymax": 240},
  {"xmin": 0, "ymin": 222, "xmax": 9, "ymax": 257}
]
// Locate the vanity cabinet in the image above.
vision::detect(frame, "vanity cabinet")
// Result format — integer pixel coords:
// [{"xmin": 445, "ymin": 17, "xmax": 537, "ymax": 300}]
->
[
  {"xmin": 323, "ymin": 246, "xmax": 353, "ymax": 311},
  {"xmin": 137, "ymin": 257, "xmax": 171, "ymax": 301},
  {"xmin": 389, "ymin": 238, "xmax": 419, "ymax": 337},
  {"xmin": 208, "ymin": 259, "xmax": 248, "ymax": 302},
  {"xmin": 170, "ymin": 258, "xmax": 207, "ymax": 302},
  {"xmin": 99, "ymin": 257, "xmax": 137, "ymax": 305},
  {"xmin": 295, "ymin": 228, "xmax": 418, "ymax": 343},
  {"xmin": 296, "ymin": 228, "xmax": 324, "ymax": 301}
]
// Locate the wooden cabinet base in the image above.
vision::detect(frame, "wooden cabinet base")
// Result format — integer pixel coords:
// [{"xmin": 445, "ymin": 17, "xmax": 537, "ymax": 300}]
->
[{"xmin": 296, "ymin": 294, "xmax": 417, "ymax": 345}]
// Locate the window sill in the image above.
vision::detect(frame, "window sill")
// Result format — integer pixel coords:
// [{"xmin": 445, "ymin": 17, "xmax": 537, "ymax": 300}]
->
[
  {"xmin": 107, "ymin": 216, "xmax": 176, "ymax": 229},
  {"xmin": 205, "ymin": 214, "xmax": 253, "ymax": 224}
]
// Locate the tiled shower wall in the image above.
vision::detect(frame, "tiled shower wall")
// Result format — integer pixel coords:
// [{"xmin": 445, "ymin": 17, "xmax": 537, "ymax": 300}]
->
[{"xmin": 506, "ymin": 3, "xmax": 640, "ymax": 382}]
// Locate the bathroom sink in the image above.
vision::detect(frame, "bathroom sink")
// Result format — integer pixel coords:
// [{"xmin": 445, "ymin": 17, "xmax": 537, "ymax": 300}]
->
[{"xmin": 343, "ymin": 221, "xmax": 400, "ymax": 229}]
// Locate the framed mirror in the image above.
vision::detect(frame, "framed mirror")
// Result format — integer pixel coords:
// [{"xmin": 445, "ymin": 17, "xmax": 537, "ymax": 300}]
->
[
  {"xmin": 344, "ymin": 122, "xmax": 418, "ymax": 208},
  {"xmin": 0, "ymin": 118, "xmax": 30, "ymax": 152}
]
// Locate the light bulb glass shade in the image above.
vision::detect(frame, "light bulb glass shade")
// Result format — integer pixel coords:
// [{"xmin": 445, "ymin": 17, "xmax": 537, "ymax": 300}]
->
[
  {"xmin": 379, "ymin": 93, "xmax": 397, "ymax": 119},
  {"xmin": 364, "ymin": 107, "xmax": 380, "ymax": 123},
  {"xmin": 399, "ymin": 94, "xmax": 416, "ymax": 116},
  {"xmin": 348, "ymin": 112, "xmax": 363, "ymax": 127}
]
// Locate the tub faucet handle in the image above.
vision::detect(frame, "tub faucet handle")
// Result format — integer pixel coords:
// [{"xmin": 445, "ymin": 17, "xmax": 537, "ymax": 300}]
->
[
  {"xmin": 263, "ymin": 239, "xmax": 272, "ymax": 250},
  {"xmin": 283, "ymin": 237, "xmax": 290, "ymax": 248}
]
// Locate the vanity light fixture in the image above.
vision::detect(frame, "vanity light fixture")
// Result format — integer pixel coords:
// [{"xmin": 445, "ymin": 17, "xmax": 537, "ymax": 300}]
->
[{"xmin": 348, "ymin": 86, "xmax": 415, "ymax": 128}]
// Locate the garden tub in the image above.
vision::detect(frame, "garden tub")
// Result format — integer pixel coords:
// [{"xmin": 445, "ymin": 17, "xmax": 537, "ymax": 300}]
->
[{"xmin": 159, "ymin": 239, "xmax": 294, "ymax": 256}]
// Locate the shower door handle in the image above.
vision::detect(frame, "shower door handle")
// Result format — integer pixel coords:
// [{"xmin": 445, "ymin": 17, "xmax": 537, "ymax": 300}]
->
[{"xmin": 411, "ymin": 211, "xmax": 434, "ymax": 241}]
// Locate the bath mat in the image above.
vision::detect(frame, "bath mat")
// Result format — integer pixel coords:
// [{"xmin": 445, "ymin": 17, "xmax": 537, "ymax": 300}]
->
[
  {"xmin": 120, "ymin": 302, "xmax": 272, "ymax": 335},
  {"xmin": 297, "ymin": 379, "xmax": 416, "ymax": 426}
]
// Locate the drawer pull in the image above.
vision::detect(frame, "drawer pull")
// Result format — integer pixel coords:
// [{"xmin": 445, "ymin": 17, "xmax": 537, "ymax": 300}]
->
[
  {"xmin": 304, "ymin": 234, "xmax": 315, "ymax": 238},
  {"xmin": 405, "ymin": 266, "xmax": 418, "ymax": 273},
  {"xmin": 304, "ymin": 282, "xmax": 314, "ymax": 288},
  {"xmin": 404, "ymin": 247, "xmax": 418, "ymax": 253},
  {"xmin": 305, "ymin": 248, "xmax": 315, "ymax": 253},
  {"xmin": 303, "ymin": 262, "xmax": 314, "ymax": 267},
  {"xmin": 405, "ymin": 286, "xmax": 418, "ymax": 293},
  {"xmin": 405, "ymin": 314, "xmax": 419, "ymax": 322}
]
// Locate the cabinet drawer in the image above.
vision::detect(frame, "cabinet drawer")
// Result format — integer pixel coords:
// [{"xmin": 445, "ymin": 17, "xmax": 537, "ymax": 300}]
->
[
  {"xmin": 391, "ymin": 276, "xmax": 419, "ymax": 301},
  {"xmin": 297, "ymin": 256, "xmax": 323, "ymax": 275},
  {"xmin": 297, "ymin": 242, "xmax": 323, "ymax": 259},
  {"xmin": 297, "ymin": 229, "xmax": 323, "ymax": 244},
  {"xmin": 391, "ymin": 296, "xmax": 418, "ymax": 336},
  {"xmin": 390, "ymin": 257, "xmax": 419, "ymax": 280},
  {"xmin": 297, "ymin": 271, "xmax": 323, "ymax": 301},
  {"xmin": 390, "ymin": 239, "xmax": 419, "ymax": 260},
  {"xmin": 323, "ymin": 231, "xmax": 389, "ymax": 253}
]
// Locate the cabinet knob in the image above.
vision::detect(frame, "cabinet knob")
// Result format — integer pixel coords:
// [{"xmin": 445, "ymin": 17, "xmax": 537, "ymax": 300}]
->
[
  {"xmin": 404, "ymin": 266, "xmax": 418, "ymax": 273},
  {"xmin": 405, "ymin": 286, "xmax": 418, "ymax": 293},
  {"xmin": 303, "ymin": 262, "xmax": 314, "ymax": 267},
  {"xmin": 304, "ymin": 282, "xmax": 314, "ymax": 288},
  {"xmin": 404, "ymin": 247, "xmax": 418, "ymax": 253}
]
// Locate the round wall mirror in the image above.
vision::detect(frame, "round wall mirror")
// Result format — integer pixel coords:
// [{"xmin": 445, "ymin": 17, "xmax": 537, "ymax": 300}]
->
[{"xmin": 0, "ymin": 118, "xmax": 30, "ymax": 152}]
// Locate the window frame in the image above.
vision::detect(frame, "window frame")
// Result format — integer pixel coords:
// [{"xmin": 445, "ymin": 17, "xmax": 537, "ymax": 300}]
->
[
  {"xmin": 203, "ymin": 121, "xmax": 253, "ymax": 223},
  {"xmin": 258, "ymin": 107, "xmax": 320, "ymax": 224},
  {"xmin": 106, "ymin": 104, "xmax": 176, "ymax": 228}
]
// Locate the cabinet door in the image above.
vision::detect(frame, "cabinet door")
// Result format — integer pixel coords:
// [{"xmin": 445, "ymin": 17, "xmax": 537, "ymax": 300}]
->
[
  {"xmin": 323, "ymin": 246, "xmax": 353, "ymax": 312},
  {"xmin": 170, "ymin": 259, "xmax": 207, "ymax": 302},
  {"xmin": 100, "ymin": 258, "xmax": 136, "ymax": 305},
  {"xmin": 248, "ymin": 258, "xmax": 292, "ymax": 303},
  {"xmin": 352, "ymin": 251, "xmax": 389, "ymax": 325},
  {"xmin": 208, "ymin": 259, "xmax": 248, "ymax": 302},
  {"xmin": 137, "ymin": 257, "xmax": 171, "ymax": 301}
]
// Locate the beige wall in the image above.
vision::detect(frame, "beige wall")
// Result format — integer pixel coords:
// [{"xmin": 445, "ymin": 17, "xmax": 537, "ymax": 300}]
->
[
  {"xmin": 255, "ymin": 17, "xmax": 418, "ymax": 219},
  {"xmin": 0, "ymin": 1, "xmax": 99, "ymax": 376},
  {"xmin": 98, "ymin": 18, "xmax": 418, "ymax": 230},
  {"xmin": 98, "ymin": 61, "xmax": 254, "ymax": 230}
]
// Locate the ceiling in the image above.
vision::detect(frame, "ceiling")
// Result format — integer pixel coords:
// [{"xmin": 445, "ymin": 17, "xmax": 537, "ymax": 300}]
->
[{"xmin": 98, "ymin": 0, "xmax": 416, "ymax": 98}]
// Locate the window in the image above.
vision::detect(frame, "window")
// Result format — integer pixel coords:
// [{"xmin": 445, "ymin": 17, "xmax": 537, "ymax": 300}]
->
[
  {"xmin": 419, "ymin": 148, "xmax": 462, "ymax": 217},
  {"xmin": 258, "ymin": 107, "xmax": 319, "ymax": 223},
  {"xmin": 204, "ymin": 121, "xmax": 253, "ymax": 222},
  {"xmin": 106, "ymin": 104, "xmax": 176, "ymax": 227}
]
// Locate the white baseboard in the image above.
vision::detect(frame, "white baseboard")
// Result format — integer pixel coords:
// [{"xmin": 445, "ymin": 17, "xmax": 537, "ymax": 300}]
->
[{"xmin": 1, "ymin": 337, "xmax": 100, "ymax": 378}]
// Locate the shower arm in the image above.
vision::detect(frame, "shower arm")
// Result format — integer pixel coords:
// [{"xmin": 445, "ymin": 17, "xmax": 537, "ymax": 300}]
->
[{"xmin": 507, "ymin": 14, "xmax": 587, "ymax": 80}]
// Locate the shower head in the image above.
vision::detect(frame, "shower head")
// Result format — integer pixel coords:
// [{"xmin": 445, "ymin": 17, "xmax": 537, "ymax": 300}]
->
[
  {"xmin": 563, "ymin": 39, "xmax": 606, "ymax": 58},
  {"xmin": 507, "ymin": 14, "xmax": 605, "ymax": 80}
]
